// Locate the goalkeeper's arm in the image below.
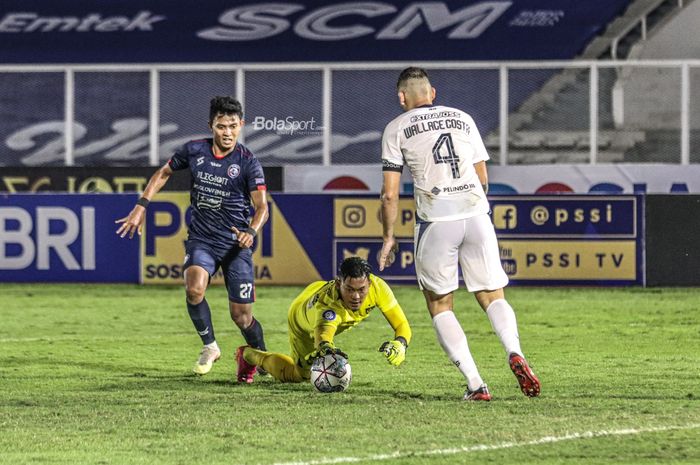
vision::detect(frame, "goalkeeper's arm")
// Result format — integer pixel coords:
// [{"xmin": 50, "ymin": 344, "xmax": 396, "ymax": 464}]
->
[
  {"xmin": 305, "ymin": 321, "xmax": 347, "ymax": 360},
  {"xmin": 382, "ymin": 304, "xmax": 412, "ymax": 345}
]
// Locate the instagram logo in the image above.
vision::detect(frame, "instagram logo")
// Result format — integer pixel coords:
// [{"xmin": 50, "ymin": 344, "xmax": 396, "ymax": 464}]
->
[{"xmin": 342, "ymin": 205, "xmax": 366, "ymax": 228}]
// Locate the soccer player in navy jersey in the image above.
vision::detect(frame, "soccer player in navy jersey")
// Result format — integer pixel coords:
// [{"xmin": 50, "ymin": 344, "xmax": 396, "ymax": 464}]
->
[{"xmin": 116, "ymin": 96, "xmax": 269, "ymax": 383}]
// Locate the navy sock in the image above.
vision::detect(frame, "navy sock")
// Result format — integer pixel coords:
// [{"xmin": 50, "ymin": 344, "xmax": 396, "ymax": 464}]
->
[
  {"xmin": 241, "ymin": 317, "xmax": 266, "ymax": 350},
  {"xmin": 187, "ymin": 298, "xmax": 215, "ymax": 345}
]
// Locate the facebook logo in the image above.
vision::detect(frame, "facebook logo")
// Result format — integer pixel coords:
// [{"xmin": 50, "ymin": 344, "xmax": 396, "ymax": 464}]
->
[{"xmin": 493, "ymin": 205, "xmax": 517, "ymax": 230}]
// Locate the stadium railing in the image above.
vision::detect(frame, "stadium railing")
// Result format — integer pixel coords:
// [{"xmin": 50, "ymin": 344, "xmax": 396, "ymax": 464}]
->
[{"xmin": 0, "ymin": 60, "xmax": 698, "ymax": 167}]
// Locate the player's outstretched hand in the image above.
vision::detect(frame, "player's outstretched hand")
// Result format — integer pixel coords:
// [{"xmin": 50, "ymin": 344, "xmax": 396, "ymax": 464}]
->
[
  {"xmin": 115, "ymin": 207, "xmax": 146, "ymax": 239},
  {"xmin": 231, "ymin": 226, "xmax": 255, "ymax": 249},
  {"xmin": 379, "ymin": 339, "xmax": 406, "ymax": 366},
  {"xmin": 305, "ymin": 341, "xmax": 348, "ymax": 362},
  {"xmin": 378, "ymin": 237, "xmax": 398, "ymax": 271}
]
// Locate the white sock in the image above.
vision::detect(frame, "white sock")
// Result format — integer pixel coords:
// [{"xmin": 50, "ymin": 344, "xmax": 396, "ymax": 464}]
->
[
  {"xmin": 486, "ymin": 299, "xmax": 523, "ymax": 358},
  {"xmin": 432, "ymin": 311, "xmax": 484, "ymax": 391},
  {"xmin": 205, "ymin": 341, "xmax": 219, "ymax": 351}
]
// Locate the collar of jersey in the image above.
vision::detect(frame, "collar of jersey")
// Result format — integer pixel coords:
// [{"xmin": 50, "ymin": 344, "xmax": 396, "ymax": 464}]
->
[{"xmin": 211, "ymin": 142, "xmax": 239, "ymax": 160}]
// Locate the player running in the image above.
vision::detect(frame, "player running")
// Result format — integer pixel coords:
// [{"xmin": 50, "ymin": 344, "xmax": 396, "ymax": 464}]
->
[
  {"xmin": 236, "ymin": 257, "xmax": 412, "ymax": 383},
  {"xmin": 116, "ymin": 96, "xmax": 269, "ymax": 381},
  {"xmin": 378, "ymin": 67, "xmax": 541, "ymax": 401}
]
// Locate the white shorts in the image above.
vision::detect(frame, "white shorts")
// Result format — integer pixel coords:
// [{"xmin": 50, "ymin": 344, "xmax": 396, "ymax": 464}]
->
[{"xmin": 414, "ymin": 213, "xmax": 508, "ymax": 294}]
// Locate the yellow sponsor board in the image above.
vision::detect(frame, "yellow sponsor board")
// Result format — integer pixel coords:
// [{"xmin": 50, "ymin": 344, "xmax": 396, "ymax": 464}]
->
[
  {"xmin": 141, "ymin": 193, "xmax": 321, "ymax": 285},
  {"xmin": 334, "ymin": 198, "xmax": 415, "ymax": 238},
  {"xmin": 498, "ymin": 240, "xmax": 636, "ymax": 280}
]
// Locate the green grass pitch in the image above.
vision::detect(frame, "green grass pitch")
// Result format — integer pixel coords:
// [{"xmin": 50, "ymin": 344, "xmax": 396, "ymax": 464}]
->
[{"xmin": 1, "ymin": 284, "xmax": 699, "ymax": 465}]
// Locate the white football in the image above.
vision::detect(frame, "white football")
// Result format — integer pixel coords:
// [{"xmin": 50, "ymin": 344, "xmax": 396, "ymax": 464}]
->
[{"xmin": 310, "ymin": 353, "xmax": 352, "ymax": 393}]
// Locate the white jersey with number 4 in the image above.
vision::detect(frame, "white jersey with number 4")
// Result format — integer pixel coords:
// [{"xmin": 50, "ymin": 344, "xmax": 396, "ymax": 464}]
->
[{"xmin": 382, "ymin": 105, "xmax": 490, "ymax": 222}]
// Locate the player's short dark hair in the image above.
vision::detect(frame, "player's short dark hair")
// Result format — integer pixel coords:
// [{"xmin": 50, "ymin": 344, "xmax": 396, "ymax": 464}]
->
[
  {"xmin": 209, "ymin": 96, "xmax": 243, "ymax": 123},
  {"xmin": 397, "ymin": 67, "xmax": 430, "ymax": 90},
  {"xmin": 338, "ymin": 257, "xmax": 372, "ymax": 280}
]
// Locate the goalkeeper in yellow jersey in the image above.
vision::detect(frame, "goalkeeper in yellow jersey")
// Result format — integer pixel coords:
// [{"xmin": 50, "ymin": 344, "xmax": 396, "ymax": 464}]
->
[{"xmin": 235, "ymin": 256, "xmax": 412, "ymax": 383}]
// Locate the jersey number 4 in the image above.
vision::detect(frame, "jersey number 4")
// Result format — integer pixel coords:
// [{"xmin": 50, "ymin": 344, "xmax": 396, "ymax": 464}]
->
[{"xmin": 432, "ymin": 133, "xmax": 460, "ymax": 179}]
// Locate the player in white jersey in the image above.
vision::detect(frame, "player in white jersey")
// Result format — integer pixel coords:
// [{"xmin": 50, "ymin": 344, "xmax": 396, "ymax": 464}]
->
[{"xmin": 378, "ymin": 67, "xmax": 540, "ymax": 401}]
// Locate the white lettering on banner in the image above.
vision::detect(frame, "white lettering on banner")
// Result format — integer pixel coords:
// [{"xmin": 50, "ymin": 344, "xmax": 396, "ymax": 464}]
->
[
  {"xmin": 294, "ymin": 3, "xmax": 396, "ymax": 41},
  {"xmin": 198, "ymin": 1, "xmax": 512, "ymax": 41},
  {"xmin": 0, "ymin": 207, "xmax": 95, "ymax": 271},
  {"xmin": 197, "ymin": 4, "xmax": 304, "ymax": 41},
  {"xmin": 509, "ymin": 10, "xmax": 564, "ymax": 27},
  {"xmin": 0, "ymin": 11, "xmax": 165, "ymax": 33},
  {"xmin": 3, "ymin": 118, "xmax": 381, "ymax": 165},
  {"xmin": 0, "ymin": 208, "xmax": 34, "ymax": 269},
  {"xmin": 377, "ymin": 2, "xmax": 512, "ymax": 39}
]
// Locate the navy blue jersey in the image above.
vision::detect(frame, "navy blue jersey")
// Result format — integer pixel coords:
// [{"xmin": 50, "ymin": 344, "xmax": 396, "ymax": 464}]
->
[{"xmin": 168, "ymin": 139, "xmax": 266, "ymax": 248}]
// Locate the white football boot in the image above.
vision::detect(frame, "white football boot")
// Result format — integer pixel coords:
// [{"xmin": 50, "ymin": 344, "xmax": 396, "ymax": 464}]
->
[{"xmin": 193, "ymin": 345, "xmax": 221, "ymax": 375}]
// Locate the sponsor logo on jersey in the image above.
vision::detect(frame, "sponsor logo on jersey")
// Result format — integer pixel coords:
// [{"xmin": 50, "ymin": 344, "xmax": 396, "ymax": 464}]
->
[
  {"xmin": 382, "ymin": 159, "xmax": 403, "ymax": 172},
  {"xmin": 196, "ymin": 171, "xmax": 230, "ymax": 186},
  {"xmin": 409, "ymin": 111, "xmax": 460, "ymax": 123},
  {"xmin": 210, "ymin": 161, "xmax": 222, "ymax": 167},
  {"xmin": 308, "ymin": 294, "xmax": 320, "ymax": 309},
  {"xmin": 196, "ymin": 156, "xmax": 204, "ymax": 166},
  {"xmin": 322, "ymin": 310, "xmax": 336, "ymax": 321},
  {"xmin": 431, "ymin": 186, "xmax": 441, "ymax": 195},
  {"xmin": 443, "ymin": 183, "xmax": 476, "ymax": 193},
  {"xmin": 228, "ymin": 164, "xmax": 241, "ymax": 179}
]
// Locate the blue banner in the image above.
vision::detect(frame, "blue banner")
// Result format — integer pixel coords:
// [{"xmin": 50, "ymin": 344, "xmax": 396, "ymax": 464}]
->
[
  {"xmin": 487, "ymin": 195, "xmax": 644, "ymax": 285},
  {"xmin": 489, "ymin": 196, "xmax": 638, "ymax": 237},
  {"xmin": 326, "ymin": 194, "xmax": 645, "ymax": 286},
  {"xmin": 0, "ymin": 193, "xmax": 644, "ymax": 286},
  {"xmin": 0, "ymin": 194, "xmax": 140, "ymax": 283},
  {"xmin": 0, "ymin": 0, "xmax": 632, "ymax": 62}
]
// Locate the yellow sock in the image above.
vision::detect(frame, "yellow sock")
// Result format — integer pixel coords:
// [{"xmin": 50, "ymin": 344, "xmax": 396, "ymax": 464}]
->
[{"xmin": 243, "ymin": 347, "xmax": 304, "ymax": 383}]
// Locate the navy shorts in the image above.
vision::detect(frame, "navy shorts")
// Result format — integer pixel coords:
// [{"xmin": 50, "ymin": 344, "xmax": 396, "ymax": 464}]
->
[{"xmin": 183, "ymin": 239, "xmax": 255, "ymax": 304}]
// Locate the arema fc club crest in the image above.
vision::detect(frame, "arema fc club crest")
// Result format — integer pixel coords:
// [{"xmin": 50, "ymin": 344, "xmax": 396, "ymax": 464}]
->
[{"xmin": 227, "ymin": 164, "xmax": 241, "ymax": 179}]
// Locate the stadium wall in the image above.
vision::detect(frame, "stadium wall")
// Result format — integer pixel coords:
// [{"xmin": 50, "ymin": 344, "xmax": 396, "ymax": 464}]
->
[
  {"xmin": 645, "ymin": 194, "xmax": 700, "ymax": 286},
  {"xmin": 4, "ymin": 165, "xmax": 697, "ymax": 195}
]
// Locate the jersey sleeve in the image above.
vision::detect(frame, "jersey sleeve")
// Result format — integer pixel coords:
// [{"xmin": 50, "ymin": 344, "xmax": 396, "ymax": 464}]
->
[
  {"xmin": 245, "ymin": 156, "xmax": 267, "ymax": 193},
  {"xmin": 463, "ymin": 113, "xmax": 490, "ymax": 164},
  {"xmin": 381, "ymin": 119, "xmax": 404, "ymax": 173},
  {"xmin": 372, "ymin": 275, "xmax": 399, "ymax": 310},
  {"xmin": 372, "ymin": 275, "xmax": 412, "ymax": 344},
  {"xmin": 168, "ymin": 143, "xmax": 190, "ymax": 171},
  {"xmin": 313, "ymin": 306, "xmax": 341, "ymax": 347},
  {"xmin": 382, "ymin": 306, "xmax": 412, "ymax": 345}
]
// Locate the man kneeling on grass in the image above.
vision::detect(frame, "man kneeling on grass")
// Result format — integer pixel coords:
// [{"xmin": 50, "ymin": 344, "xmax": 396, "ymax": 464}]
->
[{"xmin": 236, "ymin": 257, "xmax": 412, "ymax": 383}]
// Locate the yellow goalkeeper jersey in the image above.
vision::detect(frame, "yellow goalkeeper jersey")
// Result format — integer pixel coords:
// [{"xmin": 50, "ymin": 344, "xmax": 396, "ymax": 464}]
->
[{"xmin": 287, "ymin": 274, "xmax": 412, "ymax": 349}]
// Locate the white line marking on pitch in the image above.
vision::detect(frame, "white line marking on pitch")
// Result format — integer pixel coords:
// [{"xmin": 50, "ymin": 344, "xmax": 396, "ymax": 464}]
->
[{"xmin": 266, "ymin": 423, "xmax": 700, "ymax": 465}]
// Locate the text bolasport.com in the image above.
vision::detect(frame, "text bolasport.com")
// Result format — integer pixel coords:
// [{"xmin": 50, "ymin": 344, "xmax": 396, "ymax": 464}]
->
[{"xmin": 251, "ymin": 116, "xmax": 320, "ymax": 136}]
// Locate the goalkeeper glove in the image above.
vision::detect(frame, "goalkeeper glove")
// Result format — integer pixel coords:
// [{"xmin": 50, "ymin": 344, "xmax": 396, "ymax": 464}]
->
[
  {"xmin": 379, "ymin": 338, "xmax": 407, "ymax": 366},
  {"xmin": 305, "ymin": 341, "xmax": 348, "ymax": 362}
]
